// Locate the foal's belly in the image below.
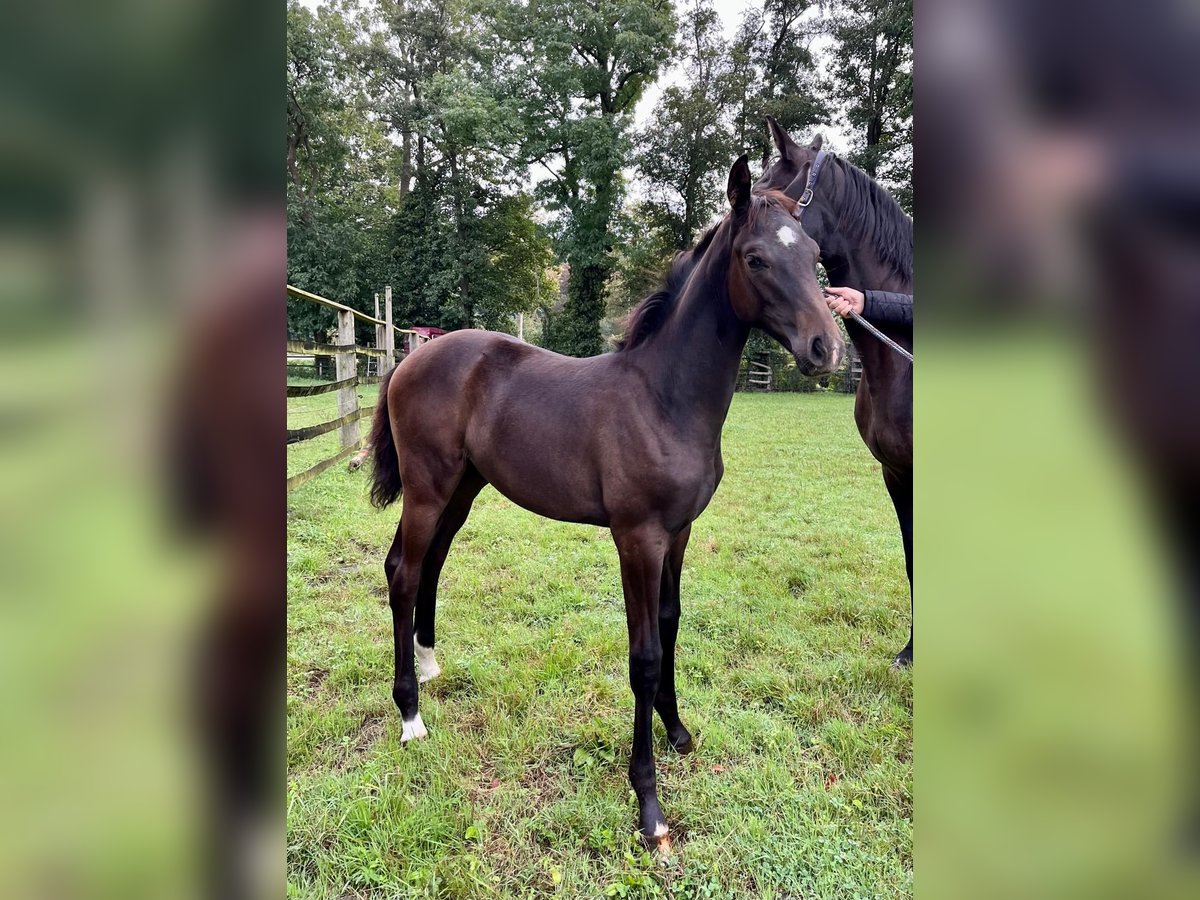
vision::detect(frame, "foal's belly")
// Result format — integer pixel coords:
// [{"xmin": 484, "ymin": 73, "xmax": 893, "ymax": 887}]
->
[{"xmin": 477, "ymin": 462, "xmax": 611, "ymax": 527}]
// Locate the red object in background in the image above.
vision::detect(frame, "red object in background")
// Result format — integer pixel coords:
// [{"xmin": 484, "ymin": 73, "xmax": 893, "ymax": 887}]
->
[{"xmin": 410, "ymin": 326, "xmax": 446, "ymax": 340}]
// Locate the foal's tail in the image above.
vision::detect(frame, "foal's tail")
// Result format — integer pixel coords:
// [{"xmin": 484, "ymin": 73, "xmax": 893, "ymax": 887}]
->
[{"xmin": 368, "ymin": 364, "xmax": 403, "ymax": 509}]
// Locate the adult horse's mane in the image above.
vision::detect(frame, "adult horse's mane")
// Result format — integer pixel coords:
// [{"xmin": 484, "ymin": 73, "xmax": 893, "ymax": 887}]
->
[
  {"xmin": 616, "ymin": 192, "xmax": 797, "ymax": 352},
  {"xmin": 830, "ymin": 156, "xmax": 913, "ymax": 282}
]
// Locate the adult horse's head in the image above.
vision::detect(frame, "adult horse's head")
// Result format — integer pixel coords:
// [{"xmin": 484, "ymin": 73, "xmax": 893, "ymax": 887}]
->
[
  {"xmin": 726, "ymin": 154, "xmax": 843, "ymax": 375},
  {"xmin": 756, "ymin": 117, "xmax": 832, "ymax": 231},
  {"xmin": 757, "ymin": 116, "xmax": 824, "ymax": 188}
]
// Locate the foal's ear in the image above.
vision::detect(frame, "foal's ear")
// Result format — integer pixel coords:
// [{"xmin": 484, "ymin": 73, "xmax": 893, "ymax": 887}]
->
[
  {"xmin": 727, "ymin": 154, "xmax": 752, "ymax": 216},
  {"xmin": 767, "ymin": 116, "xmax": 800, "ymax": 161}
]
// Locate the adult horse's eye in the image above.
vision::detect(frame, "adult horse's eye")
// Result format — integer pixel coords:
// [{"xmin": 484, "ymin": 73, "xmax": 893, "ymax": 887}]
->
[{"xmin": 746, "ymin": 254, "xmax": 767, "ymax": 271}]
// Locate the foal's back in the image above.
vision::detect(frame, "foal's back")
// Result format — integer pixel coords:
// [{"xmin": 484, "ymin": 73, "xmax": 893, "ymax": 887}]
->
[{"xmin": 387, "ymin": 330, "xmax": 687, "ymax": 527}]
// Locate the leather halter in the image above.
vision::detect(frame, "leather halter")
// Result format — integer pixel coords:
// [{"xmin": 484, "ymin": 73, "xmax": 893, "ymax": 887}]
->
[{"xmin": 793, "ymin": 148, "xmax": 828, "ymax": 222}]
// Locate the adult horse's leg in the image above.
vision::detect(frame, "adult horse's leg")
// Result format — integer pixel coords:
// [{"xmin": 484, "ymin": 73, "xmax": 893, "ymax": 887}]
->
[
  {"xmin": 883, "ymin": 467, "xmax": 913, "ymax": 667},
  {"xmin": 412, "ymin": 464, "xmax": 487, "ymax": 683},
  {"xmin": 613, "ymin": 524, "xmax": 671, "ymax": 848},
  {"xmin": 655, "ymin": 524, "xmax": 694, "ymax": 752},
  {"xmin": 385, "ymin": 474, "xmax": 458, "ymax": 741}
]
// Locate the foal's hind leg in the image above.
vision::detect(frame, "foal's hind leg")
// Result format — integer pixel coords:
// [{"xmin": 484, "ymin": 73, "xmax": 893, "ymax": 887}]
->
[
  {"xmin": 883, "ymin": 467, "xmax": 913, "ymax": 668},
  {"xmin": 656, "ymin": 525, "xmax": 694, "ymax": 753},
  {"xmin": 385, "ymin": 473, "xmax": 460, "ymax": 741},
  {"xmin": 413, "ymin": 465, "xmax": 486, "ymax": 683}
]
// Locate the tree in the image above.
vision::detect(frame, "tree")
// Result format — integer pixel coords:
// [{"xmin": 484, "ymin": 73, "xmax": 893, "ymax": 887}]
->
[
  {"xmin": 635, "ymin": 0, "xmax": 736, "ymax": 250},
  {"xmin": 606, "ymin": 203, "xmax": 677, "ymax": 328},
  {"xmin": 728, "ymin": 0, "xmax": 828, "ymax": 162},
  {"xmin": 823, "ymin": 0, "xmax": 913, "ymax": 210},
  {"xmin": 287, "ymin": 0, "xmax": 554, "ymax": 344},
  {"xmin": 287, "ymin": 1, "xmax": 395, "ymax": 349},
  {"xmin": 506, "ymin": 0, "xmax": 676, "ymax": 357}
]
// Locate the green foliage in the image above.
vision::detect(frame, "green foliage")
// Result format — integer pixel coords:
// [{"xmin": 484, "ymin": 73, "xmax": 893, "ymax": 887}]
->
[
  {"xmin": 635, "ymin": 0, "xmax": 737, "ymax": 251},
  {"xmin": 288, "ymin": 0, "xmax": 553, "ymax": 336},
  {"xmin": 607, "ymin": 205, "xmax": 676, "ymax": 333},
  {"xmin": 824, "ymin": 0, "xmax": 913, "ymax": 211},
  {"xmin": 287, "ymin": 1, "xmax": 396, "ymax": 337},
  {"xmin": 286, "ymin": 0, "xmax": 913, "ymax": 356},
  {"xmin": 512, "ymin": 0, "xmax": 677, "ymax": 356},
  {"xmin": 728, "ymin": 0, "xmax": 829, "ymax": 160}
]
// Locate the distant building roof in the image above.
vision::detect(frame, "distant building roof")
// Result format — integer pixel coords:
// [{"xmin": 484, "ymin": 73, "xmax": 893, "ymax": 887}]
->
[{"xmin": 410, "ymin": 326, "xmax": 447, "ymax": 339}]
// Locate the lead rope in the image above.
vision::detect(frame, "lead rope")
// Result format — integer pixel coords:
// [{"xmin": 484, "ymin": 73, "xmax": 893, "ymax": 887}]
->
[
  {"xmin": 822, "ymin": 291, "xmax": 914, "ymax": 363},
  {"xmin": 845, "ymin": 309, "xmax": 913, "ymax": 363}
]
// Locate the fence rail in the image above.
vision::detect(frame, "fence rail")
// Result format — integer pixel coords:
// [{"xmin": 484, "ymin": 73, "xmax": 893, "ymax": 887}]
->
[
  {"xmin": 287, "ymin": 284, "xmax": 387, "ymax": 327},
  {"xmin": 287, "ymin": 283, "xmax": 399, "ymax": 492}
]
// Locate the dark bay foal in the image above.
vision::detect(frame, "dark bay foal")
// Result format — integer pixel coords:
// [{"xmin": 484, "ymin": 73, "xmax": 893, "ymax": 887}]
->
[{"xmin": 366, "ymin": 156, "xmax": 843, "ymax": 848}]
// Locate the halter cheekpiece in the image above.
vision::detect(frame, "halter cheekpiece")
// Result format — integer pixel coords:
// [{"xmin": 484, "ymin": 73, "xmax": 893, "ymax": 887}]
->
[{"xmin": 793, "ymin": 147, "xmax": 828, "ymax": 220}]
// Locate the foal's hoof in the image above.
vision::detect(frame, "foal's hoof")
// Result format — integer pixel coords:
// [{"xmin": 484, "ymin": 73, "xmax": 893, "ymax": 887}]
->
[
  {"xmin": 890, "ymin": 649, "xmax": 913, "ymax": 670},
  {"xmin": 400, "ymin": 713, "xmax": 428, "ymax": 742},
  {"xmin": 644, "ymin": 822, "xmax": 672, "ymax": 856},
  {"xmin": 415, "ymin": 641, "xmax": 442, "ymax": 684}
]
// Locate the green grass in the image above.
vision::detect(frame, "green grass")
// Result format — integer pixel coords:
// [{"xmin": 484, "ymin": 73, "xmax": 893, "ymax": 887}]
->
[{"xmin": 287, "ymin": 393, "xmax": 911, "ymax": 899}]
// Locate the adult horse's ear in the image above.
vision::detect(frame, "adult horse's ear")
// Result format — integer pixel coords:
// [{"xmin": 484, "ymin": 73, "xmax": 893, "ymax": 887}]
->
[
  {"xmin": 783, "ymin": 161, "xmax": 813, "ymax": 202},
  {"xmin": 727, "ymin": 154, "xmax": 751, "ymax": 216},
  {"xmin": 766, "ymin": 116, "xmax": 800, "ymax": 162},
  {"xmin": 809, "ymin": 133, "xmax": 824, "ymax": 152}
]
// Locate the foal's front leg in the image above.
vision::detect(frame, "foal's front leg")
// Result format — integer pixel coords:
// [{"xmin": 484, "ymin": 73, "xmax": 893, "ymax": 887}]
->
[{"xmin": 613, "ymin": 525, "xmax": 671, "ymax": 849}]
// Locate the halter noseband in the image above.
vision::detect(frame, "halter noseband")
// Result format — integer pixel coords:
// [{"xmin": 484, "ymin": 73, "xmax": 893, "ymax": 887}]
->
[{"xmin": 793, "ymin": 148, "xmax": 828, "ymax": 221}]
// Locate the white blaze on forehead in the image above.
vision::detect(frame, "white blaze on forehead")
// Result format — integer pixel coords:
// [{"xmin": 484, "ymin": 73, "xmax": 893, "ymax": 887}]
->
[{"xmin": 776, "ymin": 224, "xmax": 798, "ymax": 246}]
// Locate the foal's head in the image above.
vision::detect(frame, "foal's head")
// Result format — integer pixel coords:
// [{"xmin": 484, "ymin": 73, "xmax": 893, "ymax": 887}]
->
[{"xmin": 726, "ymin": 155, "xmax": 843, "ymax": 375}]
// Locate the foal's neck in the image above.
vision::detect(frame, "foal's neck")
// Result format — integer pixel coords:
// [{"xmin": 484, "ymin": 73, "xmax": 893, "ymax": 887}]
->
[{"xmin": 635, "ymin": 247, "xmax": 750, "ymax": 436}]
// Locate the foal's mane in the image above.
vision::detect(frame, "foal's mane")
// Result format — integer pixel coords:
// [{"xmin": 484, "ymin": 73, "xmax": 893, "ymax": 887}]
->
[
  {"xmin": 829, "ymin": 156, "xmax": 913, "ymax": 282},
  {"xmin": 614, "ymin": 225, "xmax": 719, "ymax": 352},
  {"xmin": 615, "ymin": 192, "xmax": 795, "ymax": 352}
]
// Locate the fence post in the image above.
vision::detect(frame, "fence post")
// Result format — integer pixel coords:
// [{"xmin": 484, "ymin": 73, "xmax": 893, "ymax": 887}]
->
[
  {"xmin": 335, "ymin": 308, "xmax": 361, "ymax": 449},
  {"xmin": 373, "ymin": 292, "xmax": 382, "ymax": 375},
  {"xmin": 384, "ymin": 285, "xmax": 395, "ymax": 370}
]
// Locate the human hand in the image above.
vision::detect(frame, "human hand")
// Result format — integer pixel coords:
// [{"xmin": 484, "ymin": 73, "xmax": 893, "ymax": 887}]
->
[{"xmin": 824, "ymin": 286, "xmax": 865, "ymax": 318}]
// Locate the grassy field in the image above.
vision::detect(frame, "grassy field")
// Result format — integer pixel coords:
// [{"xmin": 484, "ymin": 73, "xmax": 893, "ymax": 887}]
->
[{"xmin": 287, "ymin": 392, "xmax": 912, "ymax": 899}]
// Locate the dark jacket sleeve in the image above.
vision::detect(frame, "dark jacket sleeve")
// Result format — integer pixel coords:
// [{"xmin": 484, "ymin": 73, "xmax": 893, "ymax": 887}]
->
[{"xmin": 862, "ymin": 290, "xmax": 912, "ymax": 327}]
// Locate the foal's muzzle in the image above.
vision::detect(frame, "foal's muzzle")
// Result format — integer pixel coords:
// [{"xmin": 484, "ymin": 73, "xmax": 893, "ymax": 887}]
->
[{"xmin": 795, "ymin": 331, "xmax": 843, "ymax": 376}]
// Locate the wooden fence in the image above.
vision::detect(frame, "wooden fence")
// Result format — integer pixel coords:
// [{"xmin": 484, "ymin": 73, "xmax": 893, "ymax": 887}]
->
[{"xmin": 287, "ymin": 284, "xmax": 413, "ymax": 492}]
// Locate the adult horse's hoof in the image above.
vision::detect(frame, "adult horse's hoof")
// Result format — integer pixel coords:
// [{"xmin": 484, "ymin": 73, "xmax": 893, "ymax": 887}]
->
[
  {"xmin": 400, "ymin": 713, "xmax": 428, "ymax": 742},
  {"xmin": 890, "ymin": 649, "xmax": 913, "ymax": 670}
]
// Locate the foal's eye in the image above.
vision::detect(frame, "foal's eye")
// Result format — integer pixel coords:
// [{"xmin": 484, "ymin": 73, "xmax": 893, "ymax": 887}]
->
[{"xmin": 746, "ymin": 254, "xmax": 767, "ymax": 271}]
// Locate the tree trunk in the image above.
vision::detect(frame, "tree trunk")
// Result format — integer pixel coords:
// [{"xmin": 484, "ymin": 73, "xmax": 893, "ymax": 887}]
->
[{"xmin": 400, "ymin": 80, "xmax": 413, "ymax": 198}]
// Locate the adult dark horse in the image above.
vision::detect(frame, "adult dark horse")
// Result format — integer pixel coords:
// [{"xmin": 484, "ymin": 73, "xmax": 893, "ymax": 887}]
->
[
  {"xmin": 757, "ymin": 119, "xmax": 914, "ymax": 666},
  {"xmin": 367, "ymin": 157, "xmax": 843, "ymax": 848}
]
